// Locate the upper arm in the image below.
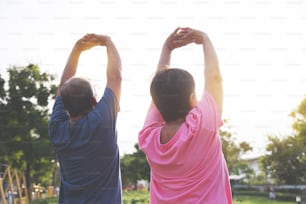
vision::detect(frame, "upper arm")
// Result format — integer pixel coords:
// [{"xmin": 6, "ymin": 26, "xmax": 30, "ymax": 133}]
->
[
  {"xmin": 202, "ymin": 34, "xmax": 223, "ymax": 115},
  {"xmin": 106, "ymin": 77, "xmax": 121, "ymax": 103},
  {"xmin": 204, "ymin": 73, "xmax": 223, "ymax": 115},
  {"xmin": 93, "ymin": 88, "xmax": 120, "ymax": 119},
  {"xmin": 199, "ymin": 92, "xmax": 223, "ymax": 130},
  {"xmin": 49, "ymin": 97, "xmax": 69, "ymax": 123}
]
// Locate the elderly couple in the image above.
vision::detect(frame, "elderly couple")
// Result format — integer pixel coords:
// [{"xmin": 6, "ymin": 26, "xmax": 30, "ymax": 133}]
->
[{"xmin": 49, "ymin": 27, "xmax": 232, "ymax": 204}]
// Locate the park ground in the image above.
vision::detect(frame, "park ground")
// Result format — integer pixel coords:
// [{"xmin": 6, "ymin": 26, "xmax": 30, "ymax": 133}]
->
[{"xmin": 30, "ymin": 190, "xmax": 297, "ymax": 204}]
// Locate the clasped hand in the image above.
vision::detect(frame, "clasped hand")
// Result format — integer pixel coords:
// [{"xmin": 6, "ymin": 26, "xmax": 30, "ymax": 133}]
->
[
  {"xmin": 74, "ymin": 34, "xmax": 111, "ymax": 52},
  {"xmin": 165, "ymin": 27, "xmax": 205, "ymax": 50}
]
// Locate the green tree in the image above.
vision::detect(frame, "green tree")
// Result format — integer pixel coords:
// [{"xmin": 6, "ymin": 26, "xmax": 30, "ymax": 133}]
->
[
  {"xmin": 220, "ymin": 121, "xmax": 253, "ymax": 176},
  {"xmin": 291, "ymin": 96, "xmax": 306, "ymax": 173},
  {"xmin": 263, "ymin": 135, "xmax": 305, "ymax": 184},
  {"xmin": 120, "ymin": 144, "xmax": 150, "ymax": 189},
  {"xmin": 0, "ymin": 64, "xmax": 57, "ymax": 198},
  {"xmin": 263, "ymin": 96, "xmax": 306, "ymax": 184}
]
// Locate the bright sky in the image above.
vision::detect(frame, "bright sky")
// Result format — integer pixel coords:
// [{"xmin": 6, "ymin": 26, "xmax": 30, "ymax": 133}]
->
[{"xmin": 0, "ymin": 0, "xmax": 305, "ymax": 157}]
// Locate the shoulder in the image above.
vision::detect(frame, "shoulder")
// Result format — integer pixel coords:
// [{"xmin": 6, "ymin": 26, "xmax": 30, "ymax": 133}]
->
[
  {"xmin": 53, "ymin": 96, "xmax": 64, "ymax": 107},
  {"xmin": 199, "ymin": 91, "xmax": 221, "ymax": 117},
  {"xmin": 187, "ymin": 91, "xmax": 223, "ymax": 131},
  {"xmin": 96, "ymin": 88, "xmax": 120, "ymax": 112},
  {"xmin": 87, "ymin": 88, "xmax": 119, "ymax": 126},
  {"xmin": 50, "ymin": 96, "xmax": 69, "ymax": 123},
  {"xmin": 138, "ymin": 125, "xmax": 162, "ymax": 153}
]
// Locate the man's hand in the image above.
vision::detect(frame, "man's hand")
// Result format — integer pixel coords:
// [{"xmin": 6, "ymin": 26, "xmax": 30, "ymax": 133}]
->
[
  {"xmin": 90, "ymin": 34, "xmax": 111, "ymax": 46},
  {"xmin": 190, "ymin": 29, "xmax": 205, "ymax": 45},
  {"xmin": 73, "ymin": 34, "xmax": 99, "ymax": 52},
  {"xmin": 76, "ymin": 34, "xmax": 112, "ymax": 47},
  {"xmin": 164, "ymin": 27, "xmax": 193, "ymax": 51},
  {"xmin": 176, "ymin": 27, "xmax": 206, "ymax": 45}
]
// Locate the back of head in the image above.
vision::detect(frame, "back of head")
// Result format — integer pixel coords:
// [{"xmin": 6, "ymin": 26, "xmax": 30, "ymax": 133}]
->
[
  {"xmin": 150, "ymin": 68, "xmax": 195, "ymax": 123},
  {"xmin": 60, "ymin": 77, "xmax": 94, "ymax": 117}
]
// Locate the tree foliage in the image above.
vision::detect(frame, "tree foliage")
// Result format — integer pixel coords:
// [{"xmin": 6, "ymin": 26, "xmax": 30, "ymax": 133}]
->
[
  {"xmin": 0, "ymin": 64, "xmax": 57, "ymax": 195},
  {"xmin": 263, "ymin": 135, "xmax": 305, "ymax": 184},
  {"xmin": 220, "ymin": 121, "xmax": 253, "ymax": 176},
  {"xmin": 263, "ymin": 96, "xmax": 306, "ymax": 184},
  {"xmin": 291, "ymin": 96, "xmax": 306, "ymax": 150},
  {"xmin": 120, "ymin": 144, "xmax": 150, "ymax": 189}
]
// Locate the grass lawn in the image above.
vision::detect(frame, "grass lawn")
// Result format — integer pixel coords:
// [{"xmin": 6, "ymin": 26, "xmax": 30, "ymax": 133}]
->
[
  {"xmin": 233, "ymin": 195, "xmax": 295, "ymax": 204},
  {"xmin": 29, "ymin": 192, "xmax": 297, "ymax": 204}
]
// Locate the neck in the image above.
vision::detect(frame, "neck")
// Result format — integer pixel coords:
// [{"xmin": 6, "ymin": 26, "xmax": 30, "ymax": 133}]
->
[
  {"xmin": 70, "ymin": 115, "xmax": 83, "ymax": 125},
  {"xmin": 69, "ymin": 109, "xmax": 92, "ymax": 125},
  {"xmin": 166, "ymin": 118, "xmax": 185, "ymax": 126},
  {"xmin": 160, "ymin": 118, "xmax": 185, "ymax": 144}
]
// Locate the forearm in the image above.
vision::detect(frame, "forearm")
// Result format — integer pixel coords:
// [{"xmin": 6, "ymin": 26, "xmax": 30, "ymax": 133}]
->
[
  {"xmin": 156, "ymin": 44, "xmax": 172, "ymax": 72},
  {"xmin": 105, "ymin": 39, "xmax": 122, "ymax": 100},
  {"xmin": 202, "ymin": 33, "xmax": 221, "ymax": 80},
  {"xmin": 57, "ymin": 47, "xmax": 81, "ymax": 96}
]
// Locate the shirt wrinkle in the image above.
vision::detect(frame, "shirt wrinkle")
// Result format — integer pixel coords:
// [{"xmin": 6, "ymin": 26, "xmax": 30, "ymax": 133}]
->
[
  {"xmin": 138, "ymin": 91, "xmax": 232, "ymax": 204},
  {"xmin": 49, "ymin": 88, "xmax": 122, "ymax": 204}
]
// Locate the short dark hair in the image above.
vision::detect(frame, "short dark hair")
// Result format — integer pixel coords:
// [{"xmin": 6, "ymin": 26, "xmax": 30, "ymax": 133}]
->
[
  {"xmin": 150, "ymin": 68, "xmax": 195, "ymax": 122},
  {"xmin": 60, "ymin": 77, "xmax": 94, "ymax": 117}
]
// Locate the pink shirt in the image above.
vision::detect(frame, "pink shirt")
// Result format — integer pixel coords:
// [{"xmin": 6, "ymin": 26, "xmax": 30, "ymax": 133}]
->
[{"xmin": 138, "ymin": 92, "xmax": 232, "ymax": 204}]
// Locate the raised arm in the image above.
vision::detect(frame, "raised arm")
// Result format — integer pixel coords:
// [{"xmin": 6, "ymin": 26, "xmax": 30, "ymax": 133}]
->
[
  {"xmin": 147, "ymin": 28, "xmax": 192, "ymax": 118},
  {"xmin": 187, "ymin": 29, "xmax": 223, "ymax": 114},
  {"xmin": 93, "ymin": 34, "xmax": 122, "ymax": 102},
  {"xmin": 57, "ymin": 34, "xmax": 97, "ymax": 96},
  {"xmin": 203, "ymin": 33, "xmax": 223, "ymax": 114}
]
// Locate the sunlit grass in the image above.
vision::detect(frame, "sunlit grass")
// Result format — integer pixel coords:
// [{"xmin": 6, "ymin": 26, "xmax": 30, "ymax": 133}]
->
[
  {"xmin": 123, "ymin": 190, "xmax": 149, "ymax": 204},
  {"xmin": 233, "ymin": 195, "xmax": 295, "ymax": 204}
]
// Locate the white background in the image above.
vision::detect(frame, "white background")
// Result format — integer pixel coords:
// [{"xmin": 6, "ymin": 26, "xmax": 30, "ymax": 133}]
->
[{"xmin": 0, "ymin": 0, "xmax": 305, "ymax": 157}]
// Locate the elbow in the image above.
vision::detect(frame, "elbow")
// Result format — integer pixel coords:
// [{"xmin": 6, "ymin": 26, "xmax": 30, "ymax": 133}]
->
[
  {"xmin": 107, "ymin": 65, "xmax": 122, "ymax": 83},
  {"xmin": 205, "ymin": 70, "xmax": 222, "ymax": 83},
  {"xmin": 117, "ymin": 74, "xmax": 122, "ymax": 84},
  {"xmin": 109, "ymin": 73, "xmax": 122, "ymax": 84},
  {"xmin": 112, "ymin": 71, "xmax": 122, "ymax": 84},
  {"xmin": 116, "ymin": 68, "xmax": 122, "ymax": 83}
]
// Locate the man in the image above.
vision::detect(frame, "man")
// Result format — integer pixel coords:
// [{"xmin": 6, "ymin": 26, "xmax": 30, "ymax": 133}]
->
[{"xmin": 49, "ymin": 33, "xmax": 122, "ymax": 203}]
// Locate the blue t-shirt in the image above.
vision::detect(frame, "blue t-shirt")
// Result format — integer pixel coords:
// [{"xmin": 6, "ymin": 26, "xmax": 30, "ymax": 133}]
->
[{"xmin": 49, "ymin": 88, "xmax": 122, "ymax": 204}]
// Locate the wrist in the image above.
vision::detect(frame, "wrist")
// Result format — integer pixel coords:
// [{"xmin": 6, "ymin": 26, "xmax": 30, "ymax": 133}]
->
[
  {"xmin": 162, "ymin": 43, "xmax": 173, "ymax": 52},
  {"xmin": 101, "ymin": 36, "xmax": 112, "ymax": 46},
  {"xmin": 201, "ymin": 32, "xmax": 209, "ymax": 43},
  {"xmin": 72, "ymin": 45, "xmax": 83, "ymax": 54}
]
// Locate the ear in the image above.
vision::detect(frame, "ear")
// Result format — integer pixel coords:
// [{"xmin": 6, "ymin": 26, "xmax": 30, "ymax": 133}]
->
[
  {"xmin": 189, "ymin": 93, "xmax": 197, "ymax": 108},
  {"xmin": 92, "ymin": 97, "xmax": 97, "ymax": 106}
]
